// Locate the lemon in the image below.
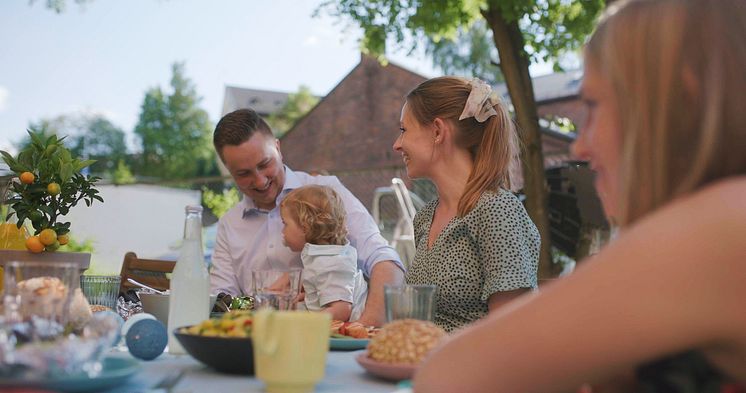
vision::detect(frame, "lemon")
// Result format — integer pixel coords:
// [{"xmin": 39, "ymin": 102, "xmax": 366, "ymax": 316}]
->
[
  {"xmin": 20, "ymin": 172, "xmax": 35, "ymax": 185},
  {"xmin": 47, "ymin": 182, "xmax": 61, "ymax": 196},
  {"xmin": 25, "ymin": 236, "xmax": 45, "ymax": 253},
  {"xmin": 39, "ymin": 228, "xmax": 57, "ymax": 246},
  {"xmin": 57, "ymin": 234, "xmax": 70, "ymax": 245}
]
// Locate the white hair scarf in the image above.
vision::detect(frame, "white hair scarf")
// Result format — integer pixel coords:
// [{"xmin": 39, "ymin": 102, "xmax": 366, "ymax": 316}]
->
[{"xmin": 458, "ymin": 78, "xmax": 499, "ymax": 123}]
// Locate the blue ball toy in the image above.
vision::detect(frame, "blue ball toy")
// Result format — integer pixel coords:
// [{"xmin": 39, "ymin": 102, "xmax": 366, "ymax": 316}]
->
[{"xmin": 126, "ymin": 319, "xmax": 168, "ymax": 361}]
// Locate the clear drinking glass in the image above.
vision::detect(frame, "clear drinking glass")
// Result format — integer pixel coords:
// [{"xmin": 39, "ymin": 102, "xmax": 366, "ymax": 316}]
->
[
  {"xmin": 80, "ymin": 275, "xmax": 121, "ymax": 309},
  {"xmin": 251, "ymin": 269, "xmax": 302, "ymax": 311},
  {"xmin": 384, "ymin": 284, "xmax": 437, "ymax": 322},
  {"xmin": 3, "ymin": 260, "xmax": 79, "ymax": 339}
]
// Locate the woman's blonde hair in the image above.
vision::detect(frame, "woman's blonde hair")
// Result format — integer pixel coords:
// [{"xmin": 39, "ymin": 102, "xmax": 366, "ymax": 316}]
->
[
  {"xmin": 586, "ymin": 0, "xmax": 746, "ymax": 226},
  {"xmin": 280, "ymin": 185, "xmax": 348, "ymax": 245},
  {"xmin": 406, "ymin": 76, "xmax": 519, "ymax": 217}
]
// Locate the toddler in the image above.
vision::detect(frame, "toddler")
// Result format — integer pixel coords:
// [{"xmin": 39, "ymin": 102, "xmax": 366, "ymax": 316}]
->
[{"xmin": 280, "ymin": 185, "xmax": 367, "ymax": 321}]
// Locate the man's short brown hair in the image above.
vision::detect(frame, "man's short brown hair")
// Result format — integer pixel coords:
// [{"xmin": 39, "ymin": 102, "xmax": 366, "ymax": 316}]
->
[{"xmin": 213, "ymin": 108, "xmax": 274, "ymax": 155}]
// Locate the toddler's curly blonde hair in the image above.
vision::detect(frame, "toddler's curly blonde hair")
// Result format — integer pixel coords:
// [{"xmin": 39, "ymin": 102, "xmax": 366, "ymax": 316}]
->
[{"xmin": 280, "ymin": 185, "xmax": 348, "ymax": 246}]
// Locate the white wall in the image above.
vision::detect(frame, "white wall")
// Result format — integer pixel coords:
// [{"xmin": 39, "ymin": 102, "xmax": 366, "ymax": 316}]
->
[{"xmin": 65, "ymin": 184, "xmax": 201, "ymax": 274}]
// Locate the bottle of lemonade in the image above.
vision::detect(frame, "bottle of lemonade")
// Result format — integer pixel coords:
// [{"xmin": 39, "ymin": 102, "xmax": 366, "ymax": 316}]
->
[{"xmin": 167, "ymin": 205, "xmax": 210, "ymax": 354}]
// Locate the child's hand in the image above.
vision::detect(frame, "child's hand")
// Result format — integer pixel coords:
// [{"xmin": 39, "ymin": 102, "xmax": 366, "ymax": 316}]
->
[
  {"xmin": 268, "ymin": 273, "xmax": 291, "ymax": 292},
  {"xmin": 294, "ymin": 285, "xmax": 306, "ymax": 303},
  {"xmin": 323, "ymin": 300, "xmax": 352, "ymax": 322}
]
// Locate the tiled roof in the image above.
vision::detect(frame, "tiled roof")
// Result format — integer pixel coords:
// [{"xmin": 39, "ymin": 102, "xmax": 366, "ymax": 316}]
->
[
  {"xmin": 221, "ymin": 86, "xmax": 290, "ymax": 117},
  {"xmin": 494, "ymin": 69, "xmax": 583, "ymax": 104}
]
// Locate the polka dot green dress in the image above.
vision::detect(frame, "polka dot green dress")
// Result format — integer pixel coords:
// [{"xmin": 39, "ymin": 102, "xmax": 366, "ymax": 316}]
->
[{"xmin": 406, "ymin": 189, "xmax": 540, "ymax": 332}]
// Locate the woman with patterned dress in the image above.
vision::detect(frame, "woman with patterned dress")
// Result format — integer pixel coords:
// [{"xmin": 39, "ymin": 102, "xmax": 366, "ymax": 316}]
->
[
  {"xmin": 393, "ymin": 76, "xmax": 540, "ymax": 332},
  {"xmin": 413, "ymin": 0, "xmax": 746, "ymax": 391}
]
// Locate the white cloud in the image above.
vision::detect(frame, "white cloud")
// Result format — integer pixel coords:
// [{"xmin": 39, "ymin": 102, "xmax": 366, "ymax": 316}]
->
[
  {"xmin": 0, "ymin": 86, "xmax": 8, "ymax": 112},
  {"xmin": 303, "ymin": 35, "xmax": 320, "ymax": 46}
]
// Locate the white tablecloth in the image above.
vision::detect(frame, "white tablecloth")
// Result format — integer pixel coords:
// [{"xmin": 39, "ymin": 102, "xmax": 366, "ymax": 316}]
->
[{"xmin": 105, "ymin": 349, "xmax": 401, "ymax": 393}]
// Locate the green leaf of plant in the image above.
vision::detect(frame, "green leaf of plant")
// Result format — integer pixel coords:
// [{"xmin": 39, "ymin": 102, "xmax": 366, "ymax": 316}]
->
[
  {"xmin": 1, "ymin": 150, "xmax": 16, "ymax": 165},
  {"xmin": 28, "ymin": 130, "xmax": 45, "ymax": 150},
  {"xmin": 39, "ymin": 204, "xmax": 54, "ymax": 216},
  {"xmin": 74, "ymin": 159, "xmax": 96, "ymax": 171},
  {"xmin": 45, "ymin": 133, "xmax": 58, "ymax": 147},
  {"xmin": 60, "ymin": 149, "xmax": 72, "ymax": 165},
  {"xmin": 16, "ymin": 211, "xmax": 27, "ymax": 226},
  {"xmin": 60, "ymin": 163, "xmax": 73, "ymax": 183},
  {"xmin": 0, "ymin": 151, "xmax": 27, "ymax": 173},
  {"xmin": 18, "ymin": 149, "xmax": 34, "ymax": 169}
]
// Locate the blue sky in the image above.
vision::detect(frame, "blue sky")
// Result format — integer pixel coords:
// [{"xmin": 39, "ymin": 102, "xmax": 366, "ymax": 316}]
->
[{"xmin": 0, "ymin": 0, "xmax": 553, "ymax": 153}]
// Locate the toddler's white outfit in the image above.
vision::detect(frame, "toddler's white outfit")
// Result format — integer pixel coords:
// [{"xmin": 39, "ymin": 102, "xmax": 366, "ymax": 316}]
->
[{"xmin": 300, "ymin": 243, "xmax": 367, "ymax": 321}]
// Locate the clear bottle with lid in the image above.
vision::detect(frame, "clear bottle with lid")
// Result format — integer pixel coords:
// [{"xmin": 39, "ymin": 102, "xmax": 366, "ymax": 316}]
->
[{"xmin": 167, "ymin": 205, "xmax": 210, "ymax": 354}]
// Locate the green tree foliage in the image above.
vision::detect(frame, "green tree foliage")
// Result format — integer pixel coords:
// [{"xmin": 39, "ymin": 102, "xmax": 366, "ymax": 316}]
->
[
  {"xmin": 111, "ymin": 160, "xmax": 136, "ymax": 185},
  {"xmin": 425, "ymin": 20, "xmax": 503, "ymax": 83},
  {"xmin": 202, "ymin": 186, "xmax": 240, "ymax": 218},
  {"xmin": 133, "ymin": 62, "xmax": 217, "ymax": 180},
  {"xmin": 68, "ymin": 117, "xmax": 127, "ymax": 174},
  {"xmin": 319, "ymin": 0, "xmax": 605, "ymax": 278},
  {"xmin": 21, "ymin": 114, "xmax": 128, "ymax": 176},
  {"xmin": 267, "ymin": 86, "xmax": 320, "ymax": 138}
]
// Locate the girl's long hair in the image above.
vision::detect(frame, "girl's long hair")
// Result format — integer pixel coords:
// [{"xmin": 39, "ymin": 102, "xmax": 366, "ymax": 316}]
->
[{"xmin": 586, "ymin": 0, "xmax": 746, "ymax": 226}]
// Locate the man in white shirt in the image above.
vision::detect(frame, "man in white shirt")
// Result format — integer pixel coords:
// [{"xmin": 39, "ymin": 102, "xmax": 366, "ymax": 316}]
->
[{"xmin": 210, "ymin": 108, "xmax": 405, "ymax": 326}]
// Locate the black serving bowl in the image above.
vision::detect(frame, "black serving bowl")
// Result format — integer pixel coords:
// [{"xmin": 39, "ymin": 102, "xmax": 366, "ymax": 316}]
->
[{"xmin": 173, "ymin": 328, "xmax": 254, "ymax": 375}]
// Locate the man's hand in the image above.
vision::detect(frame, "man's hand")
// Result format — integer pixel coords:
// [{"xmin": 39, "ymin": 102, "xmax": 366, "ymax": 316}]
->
[{"xmin": 354, "ymin": 260, "xmax": 404, "ymax": 327}]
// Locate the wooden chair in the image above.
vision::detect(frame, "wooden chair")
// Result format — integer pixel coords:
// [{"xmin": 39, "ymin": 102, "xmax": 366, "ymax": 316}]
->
[{"xmin": 119, "ymin": 251, "xmax": 176, "ymax": 294}]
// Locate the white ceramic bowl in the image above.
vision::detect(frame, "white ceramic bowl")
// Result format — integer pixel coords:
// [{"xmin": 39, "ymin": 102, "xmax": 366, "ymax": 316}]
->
[
  {"xmin": 139, "ymin": 293, "xmax": 217, "ymax": 326},
  {"xmin": 138, "ymin": 293, "xmax": 170, "ymax": 326}
]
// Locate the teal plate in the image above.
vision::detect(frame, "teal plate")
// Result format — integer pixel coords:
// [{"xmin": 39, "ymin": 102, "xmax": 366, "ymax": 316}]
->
[
  {"xmin": 0, "ymin": 356, "xmax": 140, "ymax": 392},
  {"xmin": 330, "ymin": 337, "xmax": 369, "ymax": 350}
]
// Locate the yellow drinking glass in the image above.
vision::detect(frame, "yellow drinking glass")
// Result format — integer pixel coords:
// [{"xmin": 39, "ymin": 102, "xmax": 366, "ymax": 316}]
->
[{"xmin": 253, "ymin": 310, "xmax": 331, "ymax": 393}]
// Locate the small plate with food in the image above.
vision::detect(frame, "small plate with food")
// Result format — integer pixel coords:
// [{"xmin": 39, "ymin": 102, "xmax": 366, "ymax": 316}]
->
[
  {"xmin": 355, "ymin": 319, "xmax": 446, "ymax": 381},
  {"xmin": 355, "ymin": 352, "xmax": 417, "ymax": 381},
  {"xmin": 329, "ymin": 320, "xmax": 379, "ymax": 350}
]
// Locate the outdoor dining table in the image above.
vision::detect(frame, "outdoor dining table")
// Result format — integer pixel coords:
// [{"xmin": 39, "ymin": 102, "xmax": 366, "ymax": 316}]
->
[{"xmin": 104, "ymin": 349, "xmax": 403, "ymax": 393}]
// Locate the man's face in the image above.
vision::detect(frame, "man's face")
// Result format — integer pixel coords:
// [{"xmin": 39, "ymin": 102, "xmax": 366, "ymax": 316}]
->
[{"xmin": 219, "ymin": 133, "xmax": 286, "ymax": 210}]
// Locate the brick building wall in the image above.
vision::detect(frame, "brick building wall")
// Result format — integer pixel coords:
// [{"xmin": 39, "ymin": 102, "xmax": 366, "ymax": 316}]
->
[
  {"xmin": 280, "ymin": 55, "xmax": 426, "ymax": 209},
  {"xmin": 537, "ymin": 96, "xmax": 587, "ymax": 130},
  {"xmin": 280, "ymin": 56, "xmax": 579, "ymax": 209}
]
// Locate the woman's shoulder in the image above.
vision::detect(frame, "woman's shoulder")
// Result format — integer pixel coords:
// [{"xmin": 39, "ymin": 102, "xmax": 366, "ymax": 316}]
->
[
  {"xmin": 479, "ymin": 188, "xmax": 522, "ymax": 206},
  {"xmin": 655, "ymin": 177, "xmax": 746, "ymax": 232},
  {"xmin": 691, "ymin": 177, "xmax": 746, "ymax": 211},
  {"xmin": 470, "ymin": 189, "xmax": 529, "ymax": 219}
]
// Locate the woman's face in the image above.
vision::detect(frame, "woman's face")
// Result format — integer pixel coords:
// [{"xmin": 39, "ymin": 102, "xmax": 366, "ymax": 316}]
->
[
  {"xmin": 572, "ymin": 61, "xmax": 623, "ymax": 219},
  {"xmin": 393, "ymin": 102, "xmax": 435, "ymax": 179}
]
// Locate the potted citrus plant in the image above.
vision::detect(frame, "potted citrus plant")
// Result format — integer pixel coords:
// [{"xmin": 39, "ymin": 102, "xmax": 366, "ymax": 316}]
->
[{"xmin": 0, "ymin": 130, "xmax": 102, "ymax": 255}]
